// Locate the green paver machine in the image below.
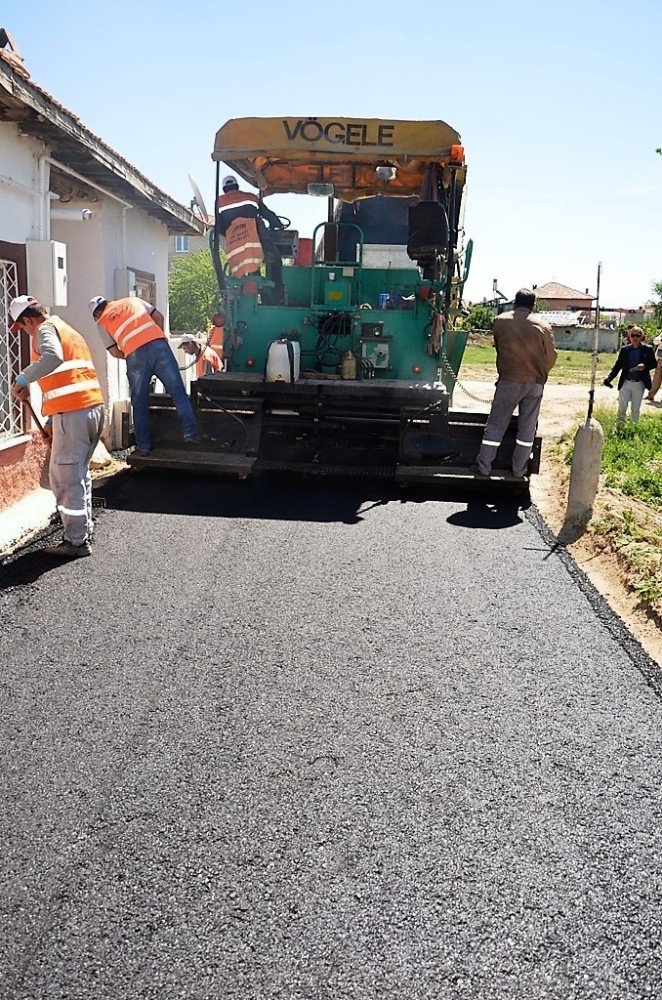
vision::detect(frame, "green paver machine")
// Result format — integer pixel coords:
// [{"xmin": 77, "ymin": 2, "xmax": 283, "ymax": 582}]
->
[{"xmin": 130, "ymin": 117, "xmax": 540, "ymax": 482}]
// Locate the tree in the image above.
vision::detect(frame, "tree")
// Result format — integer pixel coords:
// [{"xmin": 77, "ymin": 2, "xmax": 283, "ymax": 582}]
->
[
  {"xmin": 650, "ymin": 280, "xmax": 662, "ymax": 326},
  {"xmin": 168, "ymin": 250, "xmax": 218, "ymax": 332},
  {"xmin": 460, "ymin": 303, "xmax": 495, "ymax": 331}
]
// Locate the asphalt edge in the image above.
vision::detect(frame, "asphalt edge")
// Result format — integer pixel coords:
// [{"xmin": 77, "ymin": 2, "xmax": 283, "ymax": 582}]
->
[{"xmin": 527, "ymin": 504, "xmax": 662, "ymax": 700}]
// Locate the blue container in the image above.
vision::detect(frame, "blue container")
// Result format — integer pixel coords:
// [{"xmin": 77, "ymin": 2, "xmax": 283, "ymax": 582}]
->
[{"xmin": 378, "ymin": 293, "xmax": 390, "ymax": 310}]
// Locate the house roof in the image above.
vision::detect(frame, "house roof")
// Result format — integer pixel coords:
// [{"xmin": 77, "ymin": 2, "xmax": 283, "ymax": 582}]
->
[
  {"xmin": 534, "ymin": 281, "xmax": 594, "ymax": 302},
  {"xmin": 0, "ymin": 48, "xmax": 204, "ymax": 236}
]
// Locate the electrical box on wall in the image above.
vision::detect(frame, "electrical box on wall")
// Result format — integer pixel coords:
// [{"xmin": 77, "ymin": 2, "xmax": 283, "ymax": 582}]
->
[{"xmin": 26, "ymin": 240, "xmax": 68, "ymax": 307}]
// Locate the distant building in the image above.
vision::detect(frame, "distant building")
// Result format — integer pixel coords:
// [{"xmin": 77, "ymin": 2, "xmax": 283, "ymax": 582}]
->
[
  {"xmin": 532, "ymin": 281, "xmax": 595, "ymax": 312},
  {"xmin": 168, "ymin": 232, "xmax": 209, "ymax": 268}
]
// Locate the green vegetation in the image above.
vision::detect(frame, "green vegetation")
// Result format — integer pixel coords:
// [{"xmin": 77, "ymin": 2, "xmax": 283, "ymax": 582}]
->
[
  {"xmin": 460, "ymin": 304, "xmax": 495, "ymax": 331},
  {"xmin": 557, "ymin": 406, "xmax": 662, "ymax": 611},
  {"xmin": 169, "ymin": 250, "xmax": 218, "ymax": 332},
  {"xmin": 589, "ymin": 407, "xmax": 661, "ymax": 509},
  {"xmin": 462, "ymin": 344, "xmax": 619, "ymax": 384},
  {"xmin": 591, "ymin": 507, "xmax": 662, "ymax": 607}
]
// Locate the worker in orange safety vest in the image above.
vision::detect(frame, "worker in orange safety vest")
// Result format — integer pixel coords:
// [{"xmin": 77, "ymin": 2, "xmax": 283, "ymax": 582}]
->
[
  {"xmin": 216, "ymin": 175, "xmax": 285, "ymax": 303},
  {"xmin": 178, "ymin": 334, "xmax": 223, "ymax": 379},
  {"xmin": 90, "ymin": 294, "xmax": 199, "ymax": 456},
  {"xmin": 9, "ymin": 295, "xmax": 105, "ymax": 558}
]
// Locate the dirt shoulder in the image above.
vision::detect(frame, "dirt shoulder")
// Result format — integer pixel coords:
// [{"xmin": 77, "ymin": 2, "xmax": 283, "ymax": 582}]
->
[{"xmin": 454, "ymin": 377, "xmax": 662, "ymax": 667}]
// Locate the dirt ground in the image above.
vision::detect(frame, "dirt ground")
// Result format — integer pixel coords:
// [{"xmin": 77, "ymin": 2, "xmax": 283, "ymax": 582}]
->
[{"xmin": 454, "ymin": 377, "xmax": 662, "ymax": 667}]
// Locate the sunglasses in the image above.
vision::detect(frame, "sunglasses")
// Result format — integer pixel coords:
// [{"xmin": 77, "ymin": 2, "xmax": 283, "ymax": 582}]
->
[{"xmin": 630, "ymin": 334, "xmax": 643, "ymax": 339}]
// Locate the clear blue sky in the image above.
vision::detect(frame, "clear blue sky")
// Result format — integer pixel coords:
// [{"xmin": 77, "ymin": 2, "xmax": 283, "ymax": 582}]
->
[{"xmin": 6, "ymin": 0, "xmax": 661, "ymax": 307}]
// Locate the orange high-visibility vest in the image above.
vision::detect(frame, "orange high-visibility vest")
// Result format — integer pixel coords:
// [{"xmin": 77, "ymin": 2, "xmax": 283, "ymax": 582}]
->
[
  {"xmin": 217, "ymin": 190, "xmax": 264, "ymax": 278},
  {"xmin": 98, "ymin": 297, "xmax": 165, "ymax": 356},
  {"xmin": 36, "ymin": 316, "xmax": 104, "ymax": 417},
  {"xmin": 208, "ymin": 322, "xmax": 224, "ymax": 358},
  {"xmin": 196, "ymin": 346, "xmax": 222, "ymax": 380}
]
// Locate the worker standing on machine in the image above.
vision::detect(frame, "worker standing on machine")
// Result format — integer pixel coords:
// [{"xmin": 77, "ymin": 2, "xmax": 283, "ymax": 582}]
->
[
  {"xmin": 473, "ymin": 288, "xmax": 558, "ymax": 479},
  {"xmin": 89, "ymin": 295, "xmax": 199, "ymax": 456},
  {"xmin": 216, "ymin": 175, "xmax": 285, "ymax": 303}
]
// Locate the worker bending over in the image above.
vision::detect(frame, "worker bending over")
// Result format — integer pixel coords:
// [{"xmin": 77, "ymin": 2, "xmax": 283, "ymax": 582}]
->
[
  {"xmin": 90, "ymin": 295, "xmax": 198, "ymax": 457},
  {"xmin": 178, "ymin": 334, "xmax": 223, "ymax": 378},
  {"xmin": 10, "ymin": 295, "xmax": 104, "ymax": 558},
  {"xmin": 473, "ymin": 288, "xmax": 558, "ymax": 479}
]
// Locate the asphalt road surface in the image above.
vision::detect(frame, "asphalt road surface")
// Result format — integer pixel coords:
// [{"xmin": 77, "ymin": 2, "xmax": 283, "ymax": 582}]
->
[{"xmin": 1, "ymin": 471, "xmax": 660, "ymax": 1000}]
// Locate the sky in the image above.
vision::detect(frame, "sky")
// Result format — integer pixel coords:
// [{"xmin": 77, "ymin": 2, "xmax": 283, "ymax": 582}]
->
[{"xmin": 5, "ymin": 0, "xmax": 662, "ymax": 308}]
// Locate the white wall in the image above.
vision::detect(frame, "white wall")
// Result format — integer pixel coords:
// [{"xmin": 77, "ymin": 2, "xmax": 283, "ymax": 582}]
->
[
  {"xmin": 0, "ymin": 124, "xmax": 44, "ymax": 242},
  {"xmin": 0, "ymin": 120, "xmax": 179, "ymax": 448}
]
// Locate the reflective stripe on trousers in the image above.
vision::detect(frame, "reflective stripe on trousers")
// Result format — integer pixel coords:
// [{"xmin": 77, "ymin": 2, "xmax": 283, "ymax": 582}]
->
[
  {"xmin": 475, "ymin": 381, "xmax": 543, "ymax": 477},
  {"xmin": 49, "ymin": 405, "xmax": 105, "ymax": 545}
]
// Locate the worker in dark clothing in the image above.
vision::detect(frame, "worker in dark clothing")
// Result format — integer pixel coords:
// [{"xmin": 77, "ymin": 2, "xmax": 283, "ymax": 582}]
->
[
  {"xmin": 473, "ymin": 288, "xmax": 558, "ymax": 479},
  {"xmin": 216, "ymin": 175, "xmax": 285, "ymax": 303},
  {"xmin": 603, "ymin": 326, "xmax": 657, "ymax": 424}
]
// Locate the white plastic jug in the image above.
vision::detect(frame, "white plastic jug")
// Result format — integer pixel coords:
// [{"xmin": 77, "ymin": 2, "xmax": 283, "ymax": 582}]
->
[{"xmin": 265, "ymin": 339, "xmax": 301, "ymax": 382}]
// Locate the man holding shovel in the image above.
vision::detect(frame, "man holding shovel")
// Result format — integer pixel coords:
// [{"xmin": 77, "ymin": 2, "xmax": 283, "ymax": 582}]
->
[{"xmin": 10, "ymin": 295, "xmax": 104, "ymax": 558}]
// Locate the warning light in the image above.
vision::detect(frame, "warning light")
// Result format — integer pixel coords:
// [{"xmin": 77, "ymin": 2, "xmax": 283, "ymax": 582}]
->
[
  {"xmin": 449, "ymin": 144, "xmax": 465, "ymax": 165},
  {"xmin": 412, "ymin": 365, "xmax": 422, "ymax": 375},
  {"xmin": 246, "ymin": 358, "xmax": 255, "ymax": 368}
]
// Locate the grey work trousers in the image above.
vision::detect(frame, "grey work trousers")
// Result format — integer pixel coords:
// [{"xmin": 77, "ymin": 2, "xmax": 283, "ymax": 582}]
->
[
  {"xmin": 617, "ymin": 380, "xmax": 646, "ymax": 423},
  {"xmin": 476, "ymin": 380, "xmax": 543, "ymax": 477},
  {"xmin": 49, "ymin": 405, "xmax": 105, "ymax": 545}
]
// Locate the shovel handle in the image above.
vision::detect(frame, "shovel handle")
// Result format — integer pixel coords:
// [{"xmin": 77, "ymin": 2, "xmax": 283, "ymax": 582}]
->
[{"xmin": 23, "ymin": 398, "xmax": 50, "ymax": 442}]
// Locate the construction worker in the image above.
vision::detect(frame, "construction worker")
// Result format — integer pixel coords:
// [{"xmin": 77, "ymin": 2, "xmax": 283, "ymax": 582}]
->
[
  {"xmin": 9, "ymin": 295, "xmax": 104, "ymax": 558},
  {"xmin": 216, "ymin": 175, "xmax": 285, "ymax": 303},
  {"xmin": 208, "ymin": 312, "xmax": 225, "ymax": 361},
  {"xmin": 178, "ymin": 334, "xmax": 222, "ymax": 379},
  {"xmin": 90, "ymin": 295, "xmax": 199, "ymax": 456},
  {"xmin": 473, "ymin": 288, "xmax": 558, "ymax": 479}
]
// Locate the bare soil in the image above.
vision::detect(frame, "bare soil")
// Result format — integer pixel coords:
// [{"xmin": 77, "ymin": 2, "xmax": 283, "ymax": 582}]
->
[{"xmin": 454, "ymin": 378, "xmax": 662, "ymax": 667}]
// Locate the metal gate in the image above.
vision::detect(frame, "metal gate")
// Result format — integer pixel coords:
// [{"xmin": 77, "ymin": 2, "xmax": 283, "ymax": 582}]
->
[{"xmin": 0, "ymin": 259, "xmax": 24, "ymax": 442}]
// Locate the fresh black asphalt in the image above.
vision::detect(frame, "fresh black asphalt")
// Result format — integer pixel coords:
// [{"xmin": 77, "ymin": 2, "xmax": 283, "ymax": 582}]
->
[{"xmin": 1, "ymin": 471, "xmax": 660, "ymax": 999}]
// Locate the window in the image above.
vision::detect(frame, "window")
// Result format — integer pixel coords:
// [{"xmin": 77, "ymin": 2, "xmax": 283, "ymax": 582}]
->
[
  {"xmin": 0, "ymin": 258, "xmax": 26, "ymax": 443},
  {"xmin": 174, "ymin": 235, "xmax": 190, "ymax": 253}
]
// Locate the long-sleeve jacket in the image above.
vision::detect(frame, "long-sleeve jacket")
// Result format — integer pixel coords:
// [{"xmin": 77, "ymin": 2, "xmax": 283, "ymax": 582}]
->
[
  {"xmin": 605, "ymin": 343, "xmax": 657, "ymax": 390},
  {"xmin": 492, "ymin": 308, "xmax": 558, "ymax": 385}
]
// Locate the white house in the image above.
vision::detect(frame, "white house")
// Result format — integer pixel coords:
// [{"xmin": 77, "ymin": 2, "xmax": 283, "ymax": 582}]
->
[{"xmin": 0, "ymin": 33, "xmax": 203, "ymax": 521}]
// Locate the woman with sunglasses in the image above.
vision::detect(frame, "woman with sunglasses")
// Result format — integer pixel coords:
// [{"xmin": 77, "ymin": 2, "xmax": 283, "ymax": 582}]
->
[{"xmin": 603, "ymin": 326, "xmax": 657, "ymax": 424}]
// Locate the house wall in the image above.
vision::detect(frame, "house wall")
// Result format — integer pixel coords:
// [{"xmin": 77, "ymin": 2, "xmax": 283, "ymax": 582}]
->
[
  {"xmin": 0, "ymin": 124, "xmax": 42, "ymax": 242},
  {"xmin": 543, "ymin": 297, "xmax": 593, "ymax": 311},
  {"xmin": 552, "ymin": 326, "xmax": 619, "ymax": 352},
  {"xmin": 1, "ymin": 123, "xmax": 181, "ymax": 515}
]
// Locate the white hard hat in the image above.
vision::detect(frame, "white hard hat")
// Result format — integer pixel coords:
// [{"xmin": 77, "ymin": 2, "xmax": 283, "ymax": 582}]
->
[
  {"xmin": 222, "ymin": 175, "xmax": 238, "ymax": 191},
  {"xmin": 89, "ymin": 295, "xmax": 107, "ymax": 314},
  {"xmin": 9, "ymin": 294, "xmax": 40, "ymax": 332}
]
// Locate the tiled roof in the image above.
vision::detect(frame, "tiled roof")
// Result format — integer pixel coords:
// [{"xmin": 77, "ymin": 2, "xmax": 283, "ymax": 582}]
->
[
  {"xmin": 0, "ymin": 49, "xmax": 204, "ymax": 235},
  {"xmin": 534, "ymin": 282, "xmax": 594, "ymax": 301}
]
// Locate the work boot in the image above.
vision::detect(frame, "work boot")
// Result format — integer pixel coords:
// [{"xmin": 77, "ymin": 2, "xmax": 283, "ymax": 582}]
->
[
  {"xmin": 469, "ymin": 463, "xmax": 490, "ymax": 478},
  {"xmin": 184, "ymin": 435, "xmax": 202, "ymax": 445},
  {"xmin": 43, "ymin": 540, "xmax": 92, "ymax": 559}
]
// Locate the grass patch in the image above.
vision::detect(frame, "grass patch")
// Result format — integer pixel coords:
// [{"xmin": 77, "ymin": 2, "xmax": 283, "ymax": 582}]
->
[
  {"xmin": 461, "ymin": 345, "xmax": 618, "ymax": 385},
  {"xmin": 591, "ymin": 506, "xmax": 662, "ymax": 608},
  {"xmin": 555, "ymin": 406, "xmax": 662, "ymax": 612},
  {"xmin": 560, "ymin": 406, "xmax": 661, "ymax": 509}
]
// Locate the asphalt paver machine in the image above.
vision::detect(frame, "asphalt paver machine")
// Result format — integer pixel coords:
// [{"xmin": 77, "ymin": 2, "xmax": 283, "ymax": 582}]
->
[{"xmin": 129, "ymin": 117, "xmax": 540, "ymax": 483}]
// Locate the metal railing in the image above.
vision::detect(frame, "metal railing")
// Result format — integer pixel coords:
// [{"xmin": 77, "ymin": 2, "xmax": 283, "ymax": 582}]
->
[{"xmin": 0, "ymin": 259, "xmax": 25, "ymax": 442}]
